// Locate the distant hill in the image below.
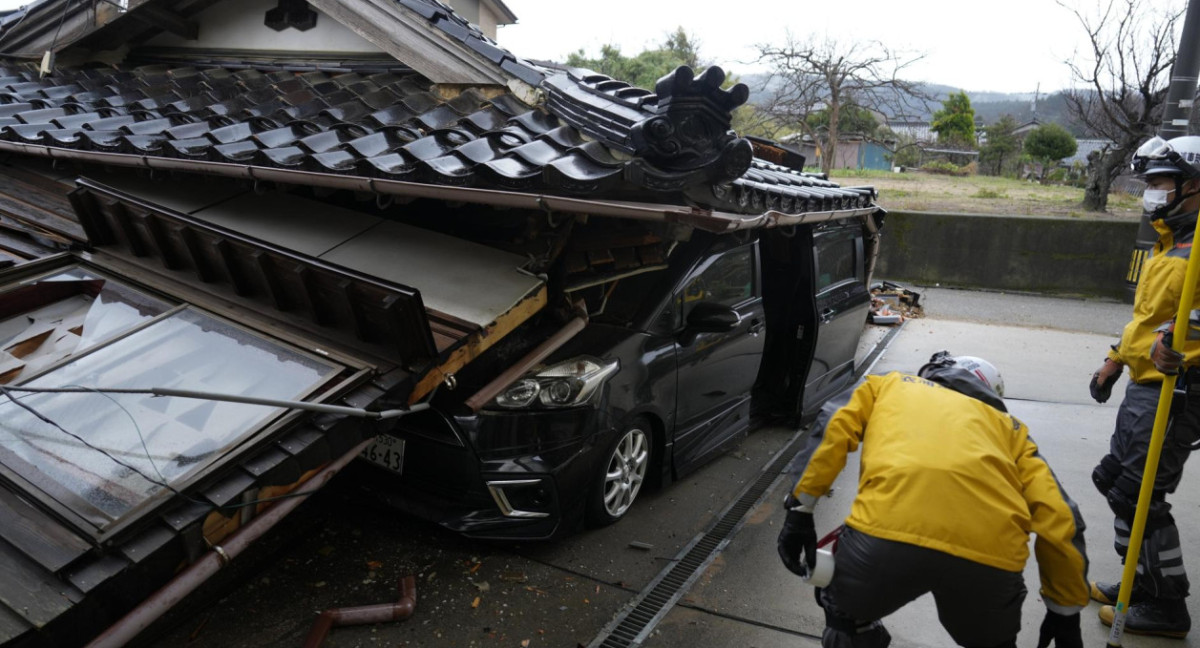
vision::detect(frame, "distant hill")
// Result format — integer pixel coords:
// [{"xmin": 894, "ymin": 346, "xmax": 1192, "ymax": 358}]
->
[{"xmin": 737, "ymin": 73, "xmax": 1083, "ymax": 135}]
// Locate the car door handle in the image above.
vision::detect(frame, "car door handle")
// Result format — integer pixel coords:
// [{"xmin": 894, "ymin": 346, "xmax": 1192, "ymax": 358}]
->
[
  {"xmin": 820, "ymin": 308, "xmax": 836, "ymax": 323},
  {"xmin": 747, "ymin": 318, "xmax": 764, "ymax": 335}
]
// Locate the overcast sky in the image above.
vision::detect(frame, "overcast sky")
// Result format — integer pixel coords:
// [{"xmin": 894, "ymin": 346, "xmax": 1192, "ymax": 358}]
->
[
  {"xmin": 0, "ymin": 0, "xmax": 1185, "ymax": 95},
  {"xmin": 496, "ymin": 0, "xmax": 1186, "ymax": 95}
]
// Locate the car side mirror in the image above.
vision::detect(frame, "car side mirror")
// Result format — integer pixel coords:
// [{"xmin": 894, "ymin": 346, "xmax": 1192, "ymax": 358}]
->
[{"xmin": 685, "ymin": 302, "xmax": 740, "ymax": 333}]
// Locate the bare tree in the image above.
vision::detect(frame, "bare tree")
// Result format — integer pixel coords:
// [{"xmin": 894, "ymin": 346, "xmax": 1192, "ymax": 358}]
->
[
  {"xmin": 1061, "ymin": 0, "xmax": 1182, "ymax": 211},
  {"xmin": 754, "ymin": 34, "xmax": 928, "ymax": 174}
]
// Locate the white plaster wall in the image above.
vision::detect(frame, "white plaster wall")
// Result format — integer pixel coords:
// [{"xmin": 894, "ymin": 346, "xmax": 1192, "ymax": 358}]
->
[{"xmin": 145, "ymin": 0, "xmax": 384, "ymax": 53}]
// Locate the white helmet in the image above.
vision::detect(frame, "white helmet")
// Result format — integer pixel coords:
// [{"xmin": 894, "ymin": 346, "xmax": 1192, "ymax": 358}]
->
[
  {"xmin": 1132, "ymin": 135, "xmax": 1200, "ymax": 219},
  {"xmin": 948, "ymin": 355, "xmax": 1004, "ymax": 397},
  {"xmin": 918, "ymin": 351, "xmax": 1005, "ymax": 397}
]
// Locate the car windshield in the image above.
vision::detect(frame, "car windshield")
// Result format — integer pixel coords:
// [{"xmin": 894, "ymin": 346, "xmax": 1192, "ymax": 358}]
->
[{"xmin": 591, "ymin": 270, "xmax": 673, "ymax": 327}]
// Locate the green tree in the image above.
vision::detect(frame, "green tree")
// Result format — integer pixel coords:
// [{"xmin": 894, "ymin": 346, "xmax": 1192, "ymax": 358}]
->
[
  {"xmin": 931, "ymin": 91, "xmax": 976, "ymax": 147},
  {"xmin": 565, "ymin": 27, "xmax": 707, "ymax": 91},
  {"xmin": 979, "ymin": 115, "xmax": 1020, "ymax": 176},
  {"xmin": 1023, "ymin": 122, "xmax": 1077, "ymax": 182}
]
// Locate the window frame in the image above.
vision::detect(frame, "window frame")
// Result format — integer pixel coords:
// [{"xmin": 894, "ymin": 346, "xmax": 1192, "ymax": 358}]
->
[
  {"xmin": 813, "ymin": 226, "xmax": 864, "ymax": 296},
  {"xmin": 0, "ymin": 257, "xmax": 351, "ymax": 541}
]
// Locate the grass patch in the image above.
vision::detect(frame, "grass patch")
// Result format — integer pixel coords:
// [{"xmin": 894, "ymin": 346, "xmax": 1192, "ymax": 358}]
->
[{"xmin": 970, "ymin": 188, "xmax": 1008, "ymax": 199}]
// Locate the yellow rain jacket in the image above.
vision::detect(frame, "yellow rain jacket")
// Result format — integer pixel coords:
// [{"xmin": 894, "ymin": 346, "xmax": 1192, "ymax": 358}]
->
[
  {"xmin": 791, "ymin": 372, "xmax": 1089, "ymax": 609},
  {"xmin": 1108, "ymin": 212, "xmax": 1200, "ymax": 382}
]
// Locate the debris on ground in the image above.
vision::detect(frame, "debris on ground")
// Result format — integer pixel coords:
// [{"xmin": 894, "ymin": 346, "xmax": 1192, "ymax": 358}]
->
[{"xmin": 869, "ymin": 281, "xmax": 924, "ymax": 325}]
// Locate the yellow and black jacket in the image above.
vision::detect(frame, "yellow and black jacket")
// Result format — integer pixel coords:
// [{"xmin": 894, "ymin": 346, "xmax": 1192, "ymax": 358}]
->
[
  {"xmin": 1109, "ymin": 210, "xmax": 1200, "ymax": 382},
  {"xmin": 790, "ymin": 372, "xmax": 1090, "ymax": 611}
]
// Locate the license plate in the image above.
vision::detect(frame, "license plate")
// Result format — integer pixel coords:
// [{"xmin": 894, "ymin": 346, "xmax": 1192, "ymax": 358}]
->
[{"xmin": 360, "ymin": 434, "xmax": 405, "ymax": 474}]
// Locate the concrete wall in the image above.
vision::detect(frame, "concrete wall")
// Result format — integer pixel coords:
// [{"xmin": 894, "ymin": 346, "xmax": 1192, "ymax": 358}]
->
[{"xmin": 875, "ymin": 211, "xmax": 1139, "ymax": 299}]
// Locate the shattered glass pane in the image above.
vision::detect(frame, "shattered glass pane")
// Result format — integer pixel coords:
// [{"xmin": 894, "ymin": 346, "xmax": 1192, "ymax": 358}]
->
[
  {"xmin": 0, "ymin": 308, "xmax": 339, "ymax": 530},
  {"xmin": 0, "ymin": 268, "xmax": 169, "ymax": 384}
]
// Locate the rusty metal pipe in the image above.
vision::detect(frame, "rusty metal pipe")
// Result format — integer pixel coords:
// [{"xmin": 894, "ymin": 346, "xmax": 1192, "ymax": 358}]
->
[
  {"xmin": 301, "ymin": 575, "xmax": 417, "ymax": 648},
  {"xmin": 84, "ymin": 438, "xmax": 374, "ymax": 648},
  {"xmin": 464, "ymin": 308, "xmax": 589, "ymax": 411}
]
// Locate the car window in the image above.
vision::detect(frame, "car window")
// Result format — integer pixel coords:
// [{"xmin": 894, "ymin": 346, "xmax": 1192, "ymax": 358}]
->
[
  {"xmin": 677, "ymin": 246, "xmax": 756, "ymax": 324},
  {"xmin": 814, "ymin": 230, "xmax": 859, "ymax": 292}
]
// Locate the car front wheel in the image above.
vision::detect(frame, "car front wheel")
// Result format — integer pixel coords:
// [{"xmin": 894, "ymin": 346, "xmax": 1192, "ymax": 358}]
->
[{"xmin": 586, "ymin": 421, "xmax": 650, "ymax": 527}]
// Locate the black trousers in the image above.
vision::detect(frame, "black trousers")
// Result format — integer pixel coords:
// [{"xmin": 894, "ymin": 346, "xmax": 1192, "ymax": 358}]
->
[{"xmin": 822, "ymin": 526, "xmax": 1026, "ymax": 648}]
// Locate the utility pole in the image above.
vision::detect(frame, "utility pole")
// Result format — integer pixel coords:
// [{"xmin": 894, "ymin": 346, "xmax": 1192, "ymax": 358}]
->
[
  {"xmin": 1125, "ymin": 0, "xmax": 1200, "ymax": 302},
  {"xmin": 1161, "ymin": 0, "xmax": 1200, "ymax": 138}
]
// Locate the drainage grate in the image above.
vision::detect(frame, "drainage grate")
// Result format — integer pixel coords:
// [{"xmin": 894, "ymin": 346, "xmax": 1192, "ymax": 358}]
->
[{"xmin": 586, "ymin": 427, "xmax": 810, "ymax": 648}]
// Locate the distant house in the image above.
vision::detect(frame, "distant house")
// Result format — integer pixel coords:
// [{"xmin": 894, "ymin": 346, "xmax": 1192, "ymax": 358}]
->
[
  {"xmin": 1063, "ymin": 138, "xmax": 1115, "ymax": 167},
  {"xmin": 784, "ymin": 134, "xmax": 896, "ymax": 171},
  {"xmin": 1012, "ymin": 119, "xmax": 1042, "ymax": 139}
]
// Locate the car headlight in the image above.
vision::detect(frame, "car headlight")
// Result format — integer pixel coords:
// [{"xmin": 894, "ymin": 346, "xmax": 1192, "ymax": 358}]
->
[{"xmin": 492, "ymin": 356, "xmax": 619, "ymax": 409}]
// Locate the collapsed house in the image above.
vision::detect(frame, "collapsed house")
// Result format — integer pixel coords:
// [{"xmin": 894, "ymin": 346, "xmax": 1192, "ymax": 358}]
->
[{"xmin": 0, "ymin": 1, "xmax": 884, "ymax": 646}]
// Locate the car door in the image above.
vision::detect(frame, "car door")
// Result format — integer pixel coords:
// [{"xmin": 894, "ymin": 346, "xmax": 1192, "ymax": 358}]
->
[
  {"xmin": 802, "ymin": 223, "xmax": 871, "ymax": 414},
  {"xmin": 672, "ymin": 241, "xmax": 766, "ymax": 475}
]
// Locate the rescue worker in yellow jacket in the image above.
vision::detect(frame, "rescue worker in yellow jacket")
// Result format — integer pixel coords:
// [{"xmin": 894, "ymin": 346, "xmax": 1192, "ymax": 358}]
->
[
  {"xmin": 778, "ymin": 352, "xmax": 1089, "ymax": 648},
  {"xmin": 1087, "ymin": 135, "xmax": 1200, "ymax": 638}
]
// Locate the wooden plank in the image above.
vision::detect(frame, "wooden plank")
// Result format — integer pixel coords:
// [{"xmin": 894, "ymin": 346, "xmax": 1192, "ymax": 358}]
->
[
  {"xmin": 610, "ymin": 246, "xmax": 638, "ymax": 270},
  {"xmin": 127, "ymin": 4, "xmax": 199, "ymax": 40},
  {"xmin": 0, "ymin": 540, "xmax": 76, "ymax": 627},
  {"xmin": 118, "ymin": 524, "xmax": 175, "ymax": 565},
  {"xmin": 0, "ymin": 188, "xmax": 85, "ymax": 242},
  {"xmin": 109, "ymin": 202, "xmax": 147, "ymax": 257},
  {"xmin": 136, "ymin": 211, "xmax": 180, "ymax": 270},
  {"xmin": 250, "ymin": 250, "xmax": 288, "ymax": 309},
  {"xmin": 176, "ymin": 225, "xmax": 215, "ymax": 282},
  {"xmin": 0, "ymin": 486, "xmax": 91, "ymax": 573},
  {"xmin": 212, "ymin": 238, "xmax": 251, "ymax": 295},
  {"xmin": 62, "ymin": 553, "xmax": 128, "ymax": 595},
  {"xmin": 409, "ymin": 285, "xmax": 547, "ymax": 402},
  {"xmin": 0, "ymin": 600, "xmax": 32, "ymax": 646}
]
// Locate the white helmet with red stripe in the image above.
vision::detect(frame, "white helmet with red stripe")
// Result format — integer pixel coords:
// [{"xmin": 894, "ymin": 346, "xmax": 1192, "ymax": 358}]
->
[
  {"xmin": 946, "ymin": 355, "xmax": 1004, "ymax": 397},
  {"xmin": 918, "ymin": 351, "xmax": 1005, "ymax": 398}
]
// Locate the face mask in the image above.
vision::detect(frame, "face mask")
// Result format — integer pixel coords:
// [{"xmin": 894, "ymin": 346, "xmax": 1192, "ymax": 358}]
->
[{"xmin": 1144, "ymin": 188, "xmax": 1172, "ymax": 213}]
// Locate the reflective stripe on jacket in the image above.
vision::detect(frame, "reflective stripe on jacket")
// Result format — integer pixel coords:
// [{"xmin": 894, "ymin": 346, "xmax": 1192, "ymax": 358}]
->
[
  {"xmin": 791, "ymin": 372, "xmax": 1089, "ymax": 609},
  {"xmin": 1109, "ymin": 211, "xmax": 1200, "ymax": 382}
]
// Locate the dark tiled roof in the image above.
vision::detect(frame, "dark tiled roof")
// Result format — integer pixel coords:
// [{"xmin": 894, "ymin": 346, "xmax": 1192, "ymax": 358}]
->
[{"xmin": 0, "ymin": 62, "xmax": 873, "ymax": 216}]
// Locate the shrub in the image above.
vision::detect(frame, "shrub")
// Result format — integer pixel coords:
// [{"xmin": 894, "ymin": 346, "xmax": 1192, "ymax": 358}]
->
[{"xmin": 921, "ymin": 161, "xmax": 970, "ymax": 176}]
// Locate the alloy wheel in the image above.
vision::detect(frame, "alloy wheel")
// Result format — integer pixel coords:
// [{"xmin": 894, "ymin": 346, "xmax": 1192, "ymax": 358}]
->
[{"xmin": 602, "ymin": 427, "xmax": 649, "ymax": 518}]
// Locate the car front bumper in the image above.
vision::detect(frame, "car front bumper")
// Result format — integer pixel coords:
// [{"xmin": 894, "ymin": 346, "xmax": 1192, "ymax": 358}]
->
[{"xmin": 356, "ymin": 404, "xmax": 606, "ymax": 540}]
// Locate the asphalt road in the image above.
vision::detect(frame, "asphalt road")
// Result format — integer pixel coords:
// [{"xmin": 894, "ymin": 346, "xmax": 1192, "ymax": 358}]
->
[{"xmin": 145, "ymin": 287, "xmax": 1173, "ymax": 648}]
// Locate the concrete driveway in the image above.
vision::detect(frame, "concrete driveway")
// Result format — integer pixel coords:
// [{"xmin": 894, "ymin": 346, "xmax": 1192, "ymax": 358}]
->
[{"xmin": 646, "ymin": 287, "xmax": 1200, "ymax": 648}]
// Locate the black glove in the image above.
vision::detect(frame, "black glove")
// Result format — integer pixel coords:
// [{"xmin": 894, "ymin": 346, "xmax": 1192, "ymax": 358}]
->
[
  {"xmin": 1089, "ymin": 359, "xmax": 1122, "ymax": 403},
  {"xmin": 1036, "ymin": 610, "xmax": 1081, "ymax": 648},
  {"xmin": 777, "ymin": 497, "xmax": 816, "ymax": 577}
]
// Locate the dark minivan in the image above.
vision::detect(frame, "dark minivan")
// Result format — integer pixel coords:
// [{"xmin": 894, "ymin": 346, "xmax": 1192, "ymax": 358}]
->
[{"xmin": 359, "ymin": 216, "xmax": 878, "ymax": 539}]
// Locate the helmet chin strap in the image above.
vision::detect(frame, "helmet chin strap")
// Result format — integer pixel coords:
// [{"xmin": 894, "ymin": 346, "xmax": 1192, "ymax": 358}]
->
[{"xmin": 1152, "ymin": 177, "xmax": 1200, "ymax": 220}]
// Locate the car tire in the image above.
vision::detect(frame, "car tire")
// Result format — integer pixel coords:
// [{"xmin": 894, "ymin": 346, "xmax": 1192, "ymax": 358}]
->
[{"xmin": 586, "ymin": 419, "xmax": 652, "ymax": 528}]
